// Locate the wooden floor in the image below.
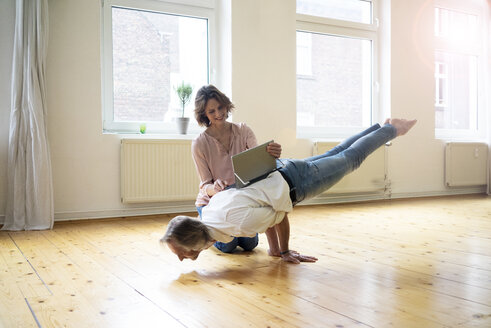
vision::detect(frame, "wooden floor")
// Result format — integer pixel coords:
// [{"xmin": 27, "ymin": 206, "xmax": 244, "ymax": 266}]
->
[{"xmin": 1, "ymin": 195, "xmax": 490, "ymax": 328}]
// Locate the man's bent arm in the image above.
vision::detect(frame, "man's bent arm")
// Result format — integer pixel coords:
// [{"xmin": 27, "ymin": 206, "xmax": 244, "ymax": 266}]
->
[
  {"xmin": 274, "ymin": 214, "xmax": 291, "ymax": 255},
  {"xmin": 265, "ymin": 227, "xmax": 280, "ymax": 256}
]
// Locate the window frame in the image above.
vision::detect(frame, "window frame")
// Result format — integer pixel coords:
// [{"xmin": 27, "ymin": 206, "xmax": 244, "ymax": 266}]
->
[
  {"xmin": 295, "ymin": 0, "xmax": 381, "ymax": 139},
  {"xmin": 433, "ymin": 0, "xmax": 488, "ymax": 141},
  {"xmin": 101, "ymin": 0, "xmax": 216, "ymax": 135}
]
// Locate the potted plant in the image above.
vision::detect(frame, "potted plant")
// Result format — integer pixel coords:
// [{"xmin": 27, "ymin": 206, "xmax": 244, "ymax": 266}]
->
[{"xmin": 175, "ymin": 82, "xmax": 193, "ymax": 134}]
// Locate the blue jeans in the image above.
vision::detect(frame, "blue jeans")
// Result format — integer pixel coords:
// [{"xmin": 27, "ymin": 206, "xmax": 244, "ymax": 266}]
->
[
  {"xmin": 196, "ymin": 206, "xmax": 259, "ymax": 253},
  {"xmin": 279, "ymin": 123, "xmax": 397, "ymax": 205}
]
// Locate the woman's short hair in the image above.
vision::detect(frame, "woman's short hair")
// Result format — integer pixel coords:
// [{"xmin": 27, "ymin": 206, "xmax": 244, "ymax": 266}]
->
[
  {"xmin": 194, "ymin": 85, "xmax": 235, "ymax": 127},
  {"xmin": 161, "ymin": 215, "xmax": 211, "ymax": 250}
]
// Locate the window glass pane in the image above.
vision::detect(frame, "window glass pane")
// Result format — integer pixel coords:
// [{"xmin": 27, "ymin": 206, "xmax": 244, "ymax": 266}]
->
[
  {"xmin": 112, "ymin": 7, "xmax": 208, "ymax": 123},
  {"xmin": 434, "ymin": 61, "xmax": 448, "ymax": 106},
  {"xmin": 297, "ymin": 0, "xmax": 372, "ymax": 24},
  {"xmin": 296, "ymin": 32, "xmax": 312, "ymax": 76},
  {"xmin": 434, "ymin": 7, "xmax": 478, "ymax": 45},
  {"xmin": 434, "ymin": 52, "xmax": 478, "ymax": 130},
  {"xmin": 296, "ymin": 31, "xmax": 372, "ymax": 128}
]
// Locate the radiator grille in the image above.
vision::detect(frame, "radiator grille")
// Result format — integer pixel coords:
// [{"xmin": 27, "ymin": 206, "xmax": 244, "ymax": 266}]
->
[
  {"xmin": 313, "ymin": 141, "xmax": 386, "ymax": 194},
  {"xmin": 121, "ymin": 139, "xmax": 199, "ymax": 203},
  {"xmin": 445, "ymin": 142, "xmax": 488, "ymax": 187}
]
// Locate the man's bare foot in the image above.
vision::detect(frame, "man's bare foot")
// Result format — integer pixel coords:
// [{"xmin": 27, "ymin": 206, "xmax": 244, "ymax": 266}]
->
[{"xmin": 387, "ymin": 118, "xmax": 417, "ymax": 136}]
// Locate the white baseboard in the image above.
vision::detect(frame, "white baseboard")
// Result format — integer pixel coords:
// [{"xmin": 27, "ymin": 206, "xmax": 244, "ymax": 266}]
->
[
  {"xmin": 0, "ymin": 187, "xmax": 487, "ymax": 225},
  {"xmin": 390, "ymin": 187, "xmax": 487, "ymax": 200},
  {"xmin": 0, "ymin": 204, "xmax": 196, "ymax": 225},
  {"xmin": 300, "ymin": 186, "xmax": 487, "ymax": 206},
  {"xmin": 53, "ymin": 203, "xmax": 197, "ymax": 222},
  {"xmin": 300, "ymin": 191, "xmax": 387, "ymax": 206}
]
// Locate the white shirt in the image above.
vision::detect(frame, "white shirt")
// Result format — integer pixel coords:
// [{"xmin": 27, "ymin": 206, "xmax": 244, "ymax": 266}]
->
[{"xmin": 202, "ymin": 171, "xmax": 293, "ymax": 242}]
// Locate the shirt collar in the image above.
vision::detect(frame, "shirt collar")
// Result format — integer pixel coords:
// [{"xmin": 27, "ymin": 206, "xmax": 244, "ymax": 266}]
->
[{"xmin": 204, "ymin": 224, "xmax": 234, "ymax": 243}]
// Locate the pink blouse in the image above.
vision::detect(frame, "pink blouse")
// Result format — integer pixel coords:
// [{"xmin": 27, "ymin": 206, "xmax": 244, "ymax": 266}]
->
[{"xmin": 191, "ymin": 123, "xmax": 257, "ymax": 206}]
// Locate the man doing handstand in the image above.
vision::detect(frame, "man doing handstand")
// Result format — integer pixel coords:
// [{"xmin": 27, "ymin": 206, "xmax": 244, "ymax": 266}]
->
[{"xmin": 162, "ymin": 119, "xmax": 417, "ymax": 263}]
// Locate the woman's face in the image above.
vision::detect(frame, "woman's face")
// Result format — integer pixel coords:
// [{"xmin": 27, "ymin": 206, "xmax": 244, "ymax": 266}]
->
[{"xmin": 205, "ymin": 98, "xmax": 228, "ymax": 127}]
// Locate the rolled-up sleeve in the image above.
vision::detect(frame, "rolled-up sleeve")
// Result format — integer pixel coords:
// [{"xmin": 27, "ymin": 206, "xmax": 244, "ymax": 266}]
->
[{"xmin": 191, "ymin": 140, "xmax": 213, "ymax": 193}]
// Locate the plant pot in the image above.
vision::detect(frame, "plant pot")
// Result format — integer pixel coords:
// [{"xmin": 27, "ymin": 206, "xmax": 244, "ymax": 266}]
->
[{"xmin": 177, "ymin": 117, "xmax": 190, "ymax": 134}]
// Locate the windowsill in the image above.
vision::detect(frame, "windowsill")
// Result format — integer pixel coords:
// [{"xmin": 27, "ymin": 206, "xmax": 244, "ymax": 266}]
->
[
  {"xmin": 114, "ymin": 133, "xmax": 198, "ymax": 140},
  {"xmin": 297, "ymin": 74, "xmax": 315, "ymax": 80},
  {"xmin": 436, "ymin": 136, "xmax": 487, "ymax": 143},
  {"xmin": 435, "ymin": 129, "xmax": 487, "ymax": 143},
  {"xmin": 103, "ymin": 129, "xmax": 203, "ymax": 140}
]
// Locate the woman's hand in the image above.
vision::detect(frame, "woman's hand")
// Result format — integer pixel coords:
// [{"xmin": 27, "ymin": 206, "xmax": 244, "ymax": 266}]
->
[
  {"xmin": 207, "ymin": 179, "xmax": 227, "ymax": 197},
  {"xmin": 280, "ymin": 250, "xmax": 318, "ymax": 264},
  {"xmin": 266, "ymin": 142, "xmax": 282, "ymax": 158}
]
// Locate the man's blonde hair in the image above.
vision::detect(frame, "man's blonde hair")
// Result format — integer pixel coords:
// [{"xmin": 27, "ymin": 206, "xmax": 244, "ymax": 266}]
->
[{"xmin": 161, "ymin": 215, "xmax": 212, "ymax": 250}]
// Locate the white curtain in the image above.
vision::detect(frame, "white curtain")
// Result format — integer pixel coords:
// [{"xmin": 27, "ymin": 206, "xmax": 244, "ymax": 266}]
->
[
  {"xmin": 488, "ymin": 111, "xmax": 491, "ymax": 195},
  {"xmin": 489, "ymin": 6, "xmax": 491, "ymax": 195},
  {"xmin": 489, "ymin": 3, "xmax": 491, "ymax": 195},
  {"xmin": 2, "ymin": 0, "xmax": 53, "ymax": 231},
  {"xmin": 488, "ymin": 1, "xmax": 491, "ymax": 195},
  {"xmin": 488, "ymin": 144, "xmax": 490, "ymax": 195}
]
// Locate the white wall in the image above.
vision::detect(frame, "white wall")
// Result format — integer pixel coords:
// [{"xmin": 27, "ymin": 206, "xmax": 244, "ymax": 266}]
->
[
  {"xmin": 47, "ymin": 0, "xmax": 124, "ymax": 219},
  {"xmin": 388, "ymin": 0, "xmax": 447, "ymax": 196},
  {"xmin": 0, "ymin": 0, "xmax": 488, "ymax": 222}
]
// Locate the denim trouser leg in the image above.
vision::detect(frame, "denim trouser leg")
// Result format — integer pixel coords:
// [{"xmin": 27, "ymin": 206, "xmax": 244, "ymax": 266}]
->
[
  {"xmin": 280, "ymin": 124, "xmax": 397, "ymax": 204},
  {"xmin": 214, "ymin": 239, "xmax": 239, "ymax": 253},
  {"xmin": 214, "ymin": 233, "xmax": 258, "ymax": 252},
  {"xmin": 276, "ymin": 124, "xmax": 381, "ymax": 172},
  {"xmin": 237, "ymin": 236, "xmax": 259, "ymax": 251},
  {"xmin": 307, "ymin": 123, "xmax": 382, "ymax": 161},
  {"xmin": 197, "ymin": 206, "xmax": 258, "ymax": 253}
]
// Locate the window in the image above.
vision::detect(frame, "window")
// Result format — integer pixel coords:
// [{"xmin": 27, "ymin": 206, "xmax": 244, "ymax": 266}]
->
[
  {"xmin": 434, "ymin": 1, "xmax": 488, "ymax": 140},
  {"xmin": 102, "ymin": 0, "xmax": 214, "ymax": 134},
  {"xmin": 297, "ymin": 0, "xmax": 372, "ymax": 24},
  {"xmin": 296, "ymin": 0, "xmax": 379, "ymax": 138}
]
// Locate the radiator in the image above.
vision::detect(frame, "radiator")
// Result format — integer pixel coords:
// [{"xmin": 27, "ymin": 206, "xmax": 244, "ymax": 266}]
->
[
  {"xmin": 445, "ymin": 142, "xmax": 488, "ymax": 187},
  {"xmin": 313, "ymin": 141, "xmax": 386, "ymax": 194},
  {"xmin": 121, "ymin": 139, "xmax": 199, "ymax": 203}
]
